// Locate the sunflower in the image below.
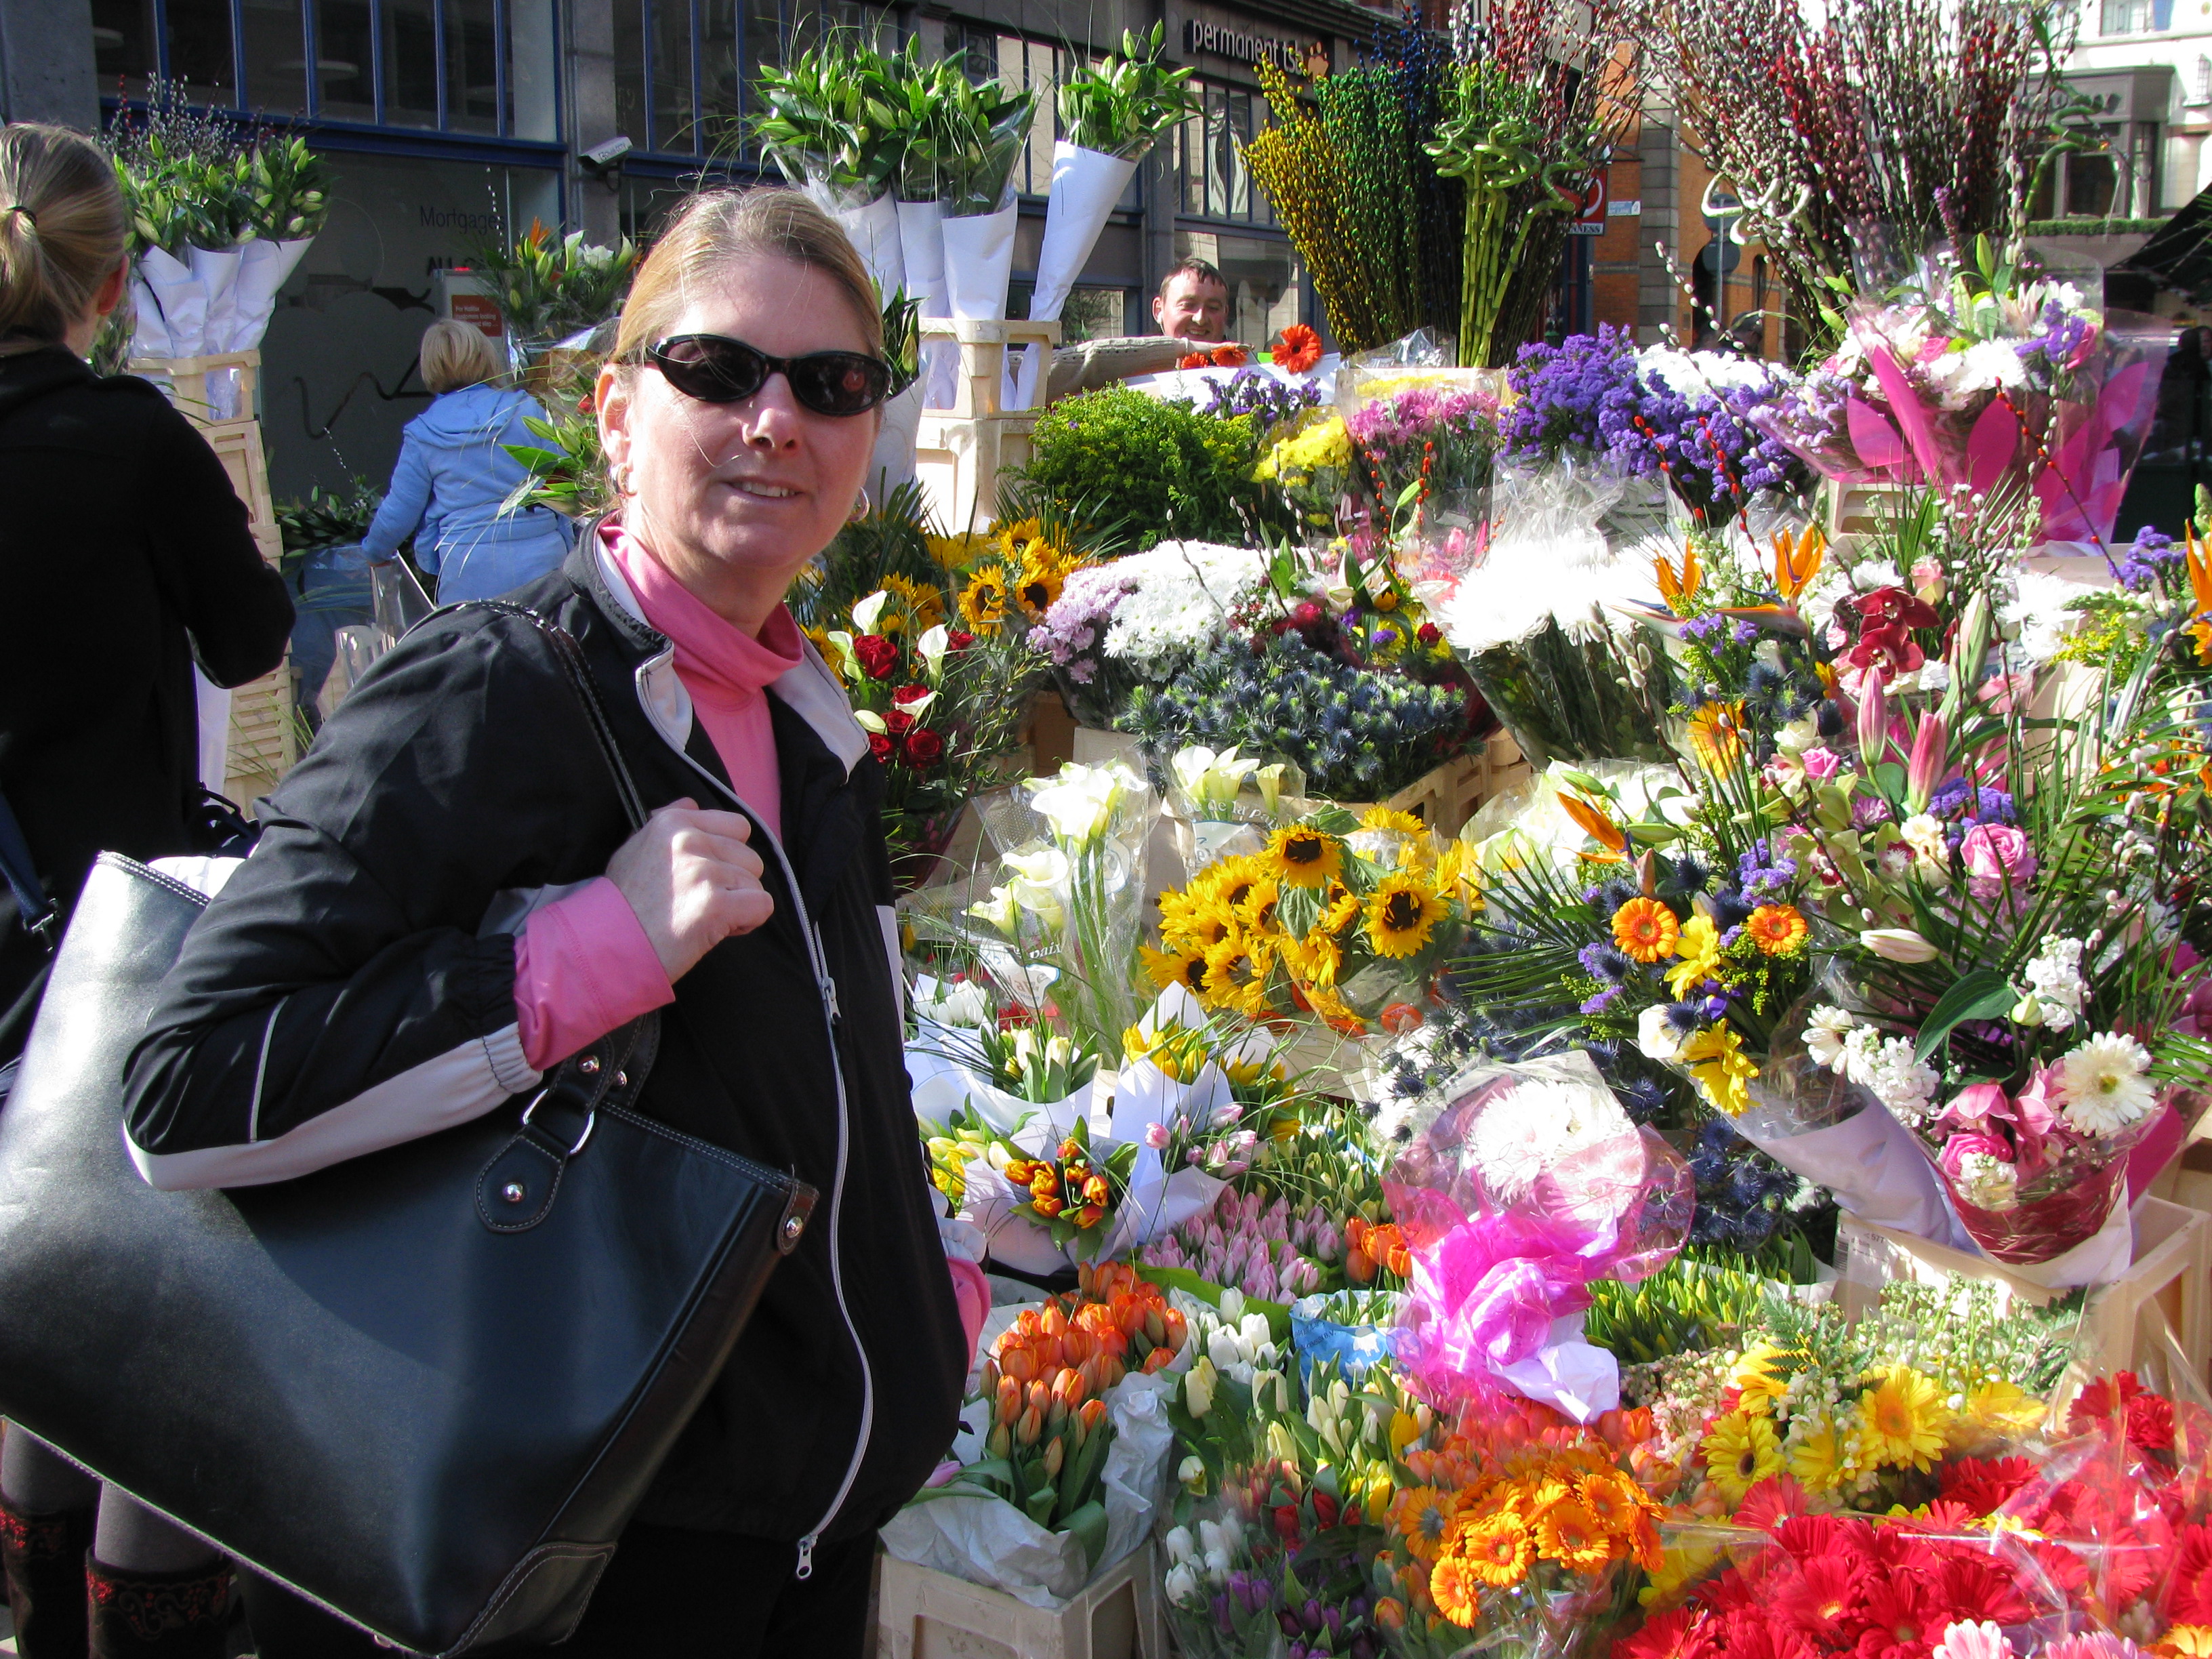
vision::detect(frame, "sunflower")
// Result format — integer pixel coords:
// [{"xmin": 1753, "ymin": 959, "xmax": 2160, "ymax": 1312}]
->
[
  {"xmin": 1744, "ymin": 903, "xmax": 1809, "ymax": 956},
  {"xmin": 1286, "ymin": 928, "xmax": 1344, "ymax": 989},
  {"xmin": 1455, "ymin": 1513, "xmax": 1534, "ymax": 1589},
  {"xmin": 1141, "ymin": 943, "xmax": 1210, "ymax": 999},
  {"xmin": 880, "ymin": 573, "xmax": 946, "ymax": 634},
  {"xmin": 1263, "ymin": 824, "xmax": 1343, "ymax": 889},
  {"xmin": 1014, "ymin": 547, "xmax": 1065, "ymax": 617},
  {"xmin": 1391, "ymin": 1486, "xmax": 1456, "ymax": 1562},
  {"xmin": 1233, "ymin": 874, "xmax": 1282, "ymax": 935},
  {"xmin": 1202, "ymin": 934, "xmax": 1275, "ymax": 1019},
  {"xmin": 1856, "ymin": 1368, "xmax": 1950, "ymax": 1471},
  {"xmin": 1361, "ymin": 806, "xmax": 1429, "ymax": 836},
  {"xmin": 1183, "ymin": 898, "xmax": 1240, "ymax": 951},
  {"xmin": 1611, "ymin": 897, "xmax": 1681, "ymax": 963},
  {"xmin": 1701, "ymin": 1408, "xmax": 1784, "ymax": 1502},
  {"xmin": 1427, "ymin": 1554, "xmax": 1483, "ymax": 1628},
  {"xmin": 958, "ymin": 562, "xmax": 1013, "ymax": 633},
  {"xmin": 1320, "ymin": 883, "xmax": 1362, "ymax": 933},
  {"xmin": 1534, "ymin": 1495, "xmax": 1616, "ymax": 1573},
  {"xmin": 804, "ymin": 625, "xmax": 846, "ymax": 676},
  {"xmin": 1366, "ymin": 873, "xmax": 1448, "ymax": 959}
]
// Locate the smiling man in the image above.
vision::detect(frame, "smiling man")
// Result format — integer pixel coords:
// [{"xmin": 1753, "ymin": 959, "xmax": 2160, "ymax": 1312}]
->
[{"xmin": 1151, "ymin": 258, "xmax": 1229, "ymax": 343}]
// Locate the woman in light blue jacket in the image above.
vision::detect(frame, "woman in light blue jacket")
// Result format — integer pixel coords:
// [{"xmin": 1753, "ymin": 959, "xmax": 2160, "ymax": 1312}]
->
[{"xmin": 361, "ymin": 319, "xmax": 575, "ymax": 602}]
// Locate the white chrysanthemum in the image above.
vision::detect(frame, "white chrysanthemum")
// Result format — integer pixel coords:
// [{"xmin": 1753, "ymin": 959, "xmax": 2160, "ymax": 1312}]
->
[
  {"xmin": 2023, "ymin": 936, "xmax": 2087, "ymax": 1031},
  {"xmin": 1466, "ymin": 1078, "xmax": 1631, "ymax": 1201},
  {"xmin": 1097, "ymin": 541, "xmax": 1272, "ymax": 674},
  {"xmin": 1998, "ymin": 570, "xmax": 2083, "ymax": 668},
  {"xmin": 2057, "ymin": 1031, "xmax": 2157, "ymax": 1136},
  {"xmin": 1803, "ymin": 1005, "xmax": 1858, "ymax": 1073},
  {"xmin": 1638, "ymin": 1002, "xmax": 1685, "ymax": 1063},
  {"xmin": 1925, "ymin": 339, "xmax": 2028, "ymax": 409},
  {"xmin": 1952, "ymin": 1151, "xmax": 2020, "ymax": 1212}
]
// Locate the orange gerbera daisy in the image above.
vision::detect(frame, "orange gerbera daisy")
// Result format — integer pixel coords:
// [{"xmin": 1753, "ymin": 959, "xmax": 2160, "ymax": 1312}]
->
[
  {"xmin": 1428, "ymin": 1555, "xmax": 1484, "ymax": 1629},
  {"xmin": 1744, "ymin": 903, "xmax": 1808, "ymax": 956},
  {"xmin": 1575, "ymin": 1469, "xmax": 1645, "ymax": 1535},
  {"xmin": 1611, "ymin": 897, "xmax": 1681, "ymax": 962},
  {"xmin": 1391, "ymin": 1486, "xmax": 1456, "ymax": 1561},
  {"xmin": 1534, "ymin": 1496, "xmax": 1616, "ymax": 1573},
  {"xmin": 1461, "ymin": 1515, "xmax": 1535, "ymax": 1589}
]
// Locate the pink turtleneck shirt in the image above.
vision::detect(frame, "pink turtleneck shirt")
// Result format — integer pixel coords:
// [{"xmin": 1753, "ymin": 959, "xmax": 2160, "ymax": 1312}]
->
[{"xmin": 508, "ymin": 524, "xmax": 989, "ymax": 1356}]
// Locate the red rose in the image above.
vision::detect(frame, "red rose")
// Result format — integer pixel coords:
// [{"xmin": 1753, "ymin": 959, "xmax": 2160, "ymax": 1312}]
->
[
  {"xmin": 852, "ymin": 634, "xmax": 899, "ymax": 679},
  {"xmin": 1416, "ymin": 622, "xmax": 1441, "ymax": 647},
  {"xmin": 945, "ymin": 630, "xmax": 977, "ymax": 653},
  {"xmin": 867, "ymin": 732, "xmax": 894, "ymax": 765},
  {"xmin": 884, "ymin": 708, "xmax": 914, "ymax": 738},
  {"xmin": 892, "ymin": 684, "xmax": 932, "ymax": 706},
  {"xmin": 903, "ymin": 727, "xmax": 945, "ymax": 768}
]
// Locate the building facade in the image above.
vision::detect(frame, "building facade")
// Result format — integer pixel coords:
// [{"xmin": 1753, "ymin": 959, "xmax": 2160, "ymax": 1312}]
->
[{"xmin": 7, "ymin": 0, "xmax": 1399, "ymax": 501}]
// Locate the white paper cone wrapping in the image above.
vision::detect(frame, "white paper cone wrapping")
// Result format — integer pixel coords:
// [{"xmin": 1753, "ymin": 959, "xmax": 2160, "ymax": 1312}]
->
[
  {"xmin": 1031, "ymin": 146, "xmax": 1135, "ymax": 324},
  {"xmin": 897, "ymin": 199, "xmax": 958, "ymax": 411},
  {"xmin": 134, "ymin": 248, "xmax": 205, "ymax": 361},
  {"xmin": 188, "ymin": 244, "xmax": 245, "ymax": 359},
  {"xmin": 128, "ymin": 277, "xmax": 172, "ymax": 359},
  {"xmin": 224, "ymin": 237, "xmax": 313, "ymax": 353},
  {"xmin": 192, "ymin": 669, "xmax": 229, "ymax": 791},
  {"xmin": 1736, "ymin": 1100, "xmax": 1975, "ymax": 1251},
  {"xmin": 869, "ymin": 377, "xmax": 925, "ymax": 498},
  {"xmin": 823, "ymin": 190, "xmax": 903, "ymax": 302},
  {"xmin": 943, "ymin": 203, "xmax": 1017, "ymax": 322}
]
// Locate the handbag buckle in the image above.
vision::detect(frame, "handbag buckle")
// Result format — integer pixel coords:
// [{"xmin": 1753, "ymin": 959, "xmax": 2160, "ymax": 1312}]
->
[{"xmin": 519, "ymin": 1090, "xmax": 596, "ymax": 1158}]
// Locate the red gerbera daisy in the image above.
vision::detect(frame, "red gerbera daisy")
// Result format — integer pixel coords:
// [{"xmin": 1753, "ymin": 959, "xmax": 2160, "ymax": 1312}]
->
[
  {"xmin": 1855, "ymin": 1576, "xmax": 1937, "ymax": 1659},
  {"xmin": 2129, "ymin": 1393, "xmax": 2177, "ymax": 1453},
  {"xmin": 1771, "ymin": 1556, "xmax": 1868, "ymax": 1645},
  {"xmin": 1940, "ymin": 1457, "xmax": 2038, "ymax": 1518},
  {"xmin": 2068, "ymin": 1372, "xmax": 2146, "ymax": 1435},
  {"xmin": 1737, "ymin": 1475, "xmax": 1812, "ymax": 1534},
  {"xmin": 1620, "ymin": 1606, "xmax": 1707, "ymax": 1659},
  {"xmin": 2167, "ymin": 1522, "xmax": 2212, "ymax": 1624}
]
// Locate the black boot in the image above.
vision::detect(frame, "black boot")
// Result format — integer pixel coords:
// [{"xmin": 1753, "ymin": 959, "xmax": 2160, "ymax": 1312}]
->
[
  {"xmin": 85, "ymin": 1555, "xmax": 230, "ymax": 1659},
  {"xmin": 0, "ymin": 1497, "xmax": 94, "ymax": 1659}
]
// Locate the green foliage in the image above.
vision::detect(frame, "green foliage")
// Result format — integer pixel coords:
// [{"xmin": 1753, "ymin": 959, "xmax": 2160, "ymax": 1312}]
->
[
  {"xmin": 1057, "ymin": 24, "xmax": 1200, "ymax": 161},
  {"xmin": 787, "ymin": 478, "xmax": 946, "ymax": 629},
  {"xmin": 933, "ymin": 70, "xmax": 1036, "ymax": 216},
  {"xmin": 747, "ymin": 35, "xmax": 917, "ymax": 199},
  {"xmin": 1020, "ymin": 386, "xmax": 1269, "ymax": 550},
  {"xmin": 107, "ymin": 87, "xmax": 329, "ymax": 256},
  {"xmin": 1584, "ymin": 1256, "xmax": 1785, "ymax": 1365},
  {"xmin": 273, "ymin": 478, "xmax": 384, "ymax": 581},
  {"xmin": 472, "ymin": 221, "xmax": 637, "ymax": 346},
  {"xmin": 243, "ymin": 134, "xmax": 331, "ymax": 241}
]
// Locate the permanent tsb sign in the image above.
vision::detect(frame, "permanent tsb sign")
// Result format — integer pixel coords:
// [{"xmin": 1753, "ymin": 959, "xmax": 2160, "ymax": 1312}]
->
[{"xmin": 1182, "ymin": 17, "xmax": 1322, "ymax": 74}]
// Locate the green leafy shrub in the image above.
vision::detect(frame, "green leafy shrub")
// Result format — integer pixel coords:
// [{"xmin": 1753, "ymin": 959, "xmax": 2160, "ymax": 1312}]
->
[{"xmin": 1019, "ymin": 386, "xmax": 1271, "ymax": 550}]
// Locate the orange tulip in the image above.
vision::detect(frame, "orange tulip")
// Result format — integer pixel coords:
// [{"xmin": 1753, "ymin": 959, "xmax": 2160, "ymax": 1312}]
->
[
  {"xmin": 1073, "ymin": 1203, "xmax": 1105, "ymax": 1229},
  {"xmin": 998, "ymin": 1340, "xmax": 1038, "ymax": 1384},
  {"xmin": 1038, "ymin": 1305, "xmax": 1067, "ymax": 1340},
  {"xmin": 1142, "ymin": 1345, "xmax": 1173, "ymax": 1375},
  {"xmin": 1162, "ymin": 1309, "xmax": 1186, "ymax": 1352},
  {"xmin": 1094, "ymin": 1353, "xmax": 1125, "ymax": 1392},
  {"xmin": 1345, "ymin": 1244, "xmax": 1377, "ymax": 1286},
  {"xmin": 1033, "ymin": 1334, "xmax": 1063, "ymax": 1372},
  {"xmin": 996, "ymin": 1374, "xmax": 1022, "ymax": 1427},
  {"xmin": 1016, "ymin": 1404, "xmax": 1041, "ymax": 1447},
  {"xmin": 987, "ymin": 1422, "xmax": 1011, "ymax": 1459},
  {"xmin": 1083, "ymin": 1173, "xmax": 1110, "ymax": 1206},
  {"xmin": 1046, "ymin": 1397, "xmax": 1068, "ymax": 1437},
  {"xmin": 1052, "ymin": 1367, "xmax": 1086, "ymax": 1409},
  {"xmin": 978, "ymin": 1357, "xmax": 999, "ymax": 1397},
  {"xmin": 1143, "ymin": 1307, "xmax": 1166, "ymax": 1348},
  {"xmin": 1042, "ymin": 1435, "xmax": 1065, "ymax": 1478},
  {"xmin": 1026, "ymin": 1378, "xmax": 1051, "ymax": 1416},
  {"xmin": 1078, "ymin": 1398, "xmax": 1106, "ymax": 1433},
  {"xmin": 1061, "ymin": 1326, "xmax": 1096, "ymax": 1366}
]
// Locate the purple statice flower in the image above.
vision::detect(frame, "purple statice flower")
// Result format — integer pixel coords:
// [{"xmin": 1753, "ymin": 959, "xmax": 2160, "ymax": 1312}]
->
[
  {"xmin": 1736, "ymin": 840, "xmax": 1799, "ymax": 899},
  {"xmin": 1580, "ymin": 986, "xmax": 1623, "ymax": 1015},
  {"xmin": 1680, "ymin": 614, "xmax": 1730, "ymax": 644},
  {"xmin": 1732, "ymin": 619, "xmax": 1761, "ymax": 644},
  {"xmin": 1928, "ymin": 779, "xmax": 2018, "ymax": 825},
  {"xmin": 1500, "ymin": 325, "xmax": 1641, "ymax": 460},
  {"xmin": 2015, "ymin": 300, "xmax": 2092, "ymax": 373},
  {"xmin": 1607, "ymin": 360, "xmax": 1800, "ymax": 527},
  {"xmin": 2114, "ymin": 526, "xmax": 2182, "ymax": 594},
  {"xmin": 1202, "ymin": 368, "xmax": 1322, "ymax": 431}
]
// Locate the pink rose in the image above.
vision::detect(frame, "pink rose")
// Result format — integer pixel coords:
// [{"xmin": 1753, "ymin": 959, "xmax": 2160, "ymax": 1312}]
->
[
  {"xmin": 1961, "ymin": 822, "xmax": 2036, "ymax": 901},
  {"xmin": 1938, "ymin": 1131, "xmax": 2013, "ymax": 1181},
  {"xmin": 1802, "ymin": 746, "xmax": 1842, "ymax": 781}
]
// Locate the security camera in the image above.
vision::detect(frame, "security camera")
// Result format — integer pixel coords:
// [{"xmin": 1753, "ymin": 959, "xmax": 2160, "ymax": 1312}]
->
[{"xmin": 580, "ymin": 135, "xmax": 632, "ymax": 177}]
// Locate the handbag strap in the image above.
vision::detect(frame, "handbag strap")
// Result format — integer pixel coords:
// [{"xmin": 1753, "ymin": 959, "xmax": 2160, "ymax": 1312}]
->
[
  {"xmin": 459, "ymin": 600, "xmax": 648, "ymax": 834},
  {"xmin": 0, "ymin": 787, "xmax": 59, "ymax": 952}
]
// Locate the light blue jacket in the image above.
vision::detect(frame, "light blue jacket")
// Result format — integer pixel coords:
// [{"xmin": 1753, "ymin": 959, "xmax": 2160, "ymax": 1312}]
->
[{"xmin": 361, "ymin": 383, "xmax": 576, "ymax": 604}]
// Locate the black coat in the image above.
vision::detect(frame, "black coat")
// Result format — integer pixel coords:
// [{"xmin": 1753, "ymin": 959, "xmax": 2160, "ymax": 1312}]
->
[
  {"xmin": 0, "ymin": 348, "xmax": 294, "ymax": 1067},
  {"xmin": 122, "ymin": 541, "xmax": 968, "ymax": 1555}
]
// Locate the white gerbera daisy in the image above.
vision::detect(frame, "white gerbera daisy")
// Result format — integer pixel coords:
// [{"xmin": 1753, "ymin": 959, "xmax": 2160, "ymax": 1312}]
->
[
  {"xmin": 1803, "ymin": 1005, "xmax": 1857, "ymax": 1073},
  {"xmin": 2057, "ymin": 1031, "xmax": 2156, "ymax": 1136}
]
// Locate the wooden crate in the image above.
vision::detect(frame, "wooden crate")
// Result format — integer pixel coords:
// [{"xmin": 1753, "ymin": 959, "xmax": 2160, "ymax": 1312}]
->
[
  {"xmin": 222, "ymin": 660, "xmax": 297, "ymax": 808},
  {"xmin": 1835, "ymin": 1197, "xmax": 2212, "ymax": 1385},
  {"xmin": 127, "ymin": 348, "xmax": 261, "ymax": 428},
  {"xmin": 876, "ymin": 1542, "xmax": 1163, "ymax": 1659},
  {"xmin": 914, "ymin": 319, "xmax": 1062, "ymax": 537},
  {"xmin": 1336, "ymin": 731, "xmax": 1531, "ymax": 839}
]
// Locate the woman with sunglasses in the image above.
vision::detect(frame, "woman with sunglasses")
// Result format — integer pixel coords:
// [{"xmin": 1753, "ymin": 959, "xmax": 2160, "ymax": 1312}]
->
[{"xmin": 121, "ymin": 188, "xmax": 987, "ymax": 1658}]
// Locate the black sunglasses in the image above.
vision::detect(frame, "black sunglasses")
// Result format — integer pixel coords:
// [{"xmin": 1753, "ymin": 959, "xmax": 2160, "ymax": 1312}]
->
[{"xmin": 644, "ymin": 333, "xmax": 893, "ymax": 417}]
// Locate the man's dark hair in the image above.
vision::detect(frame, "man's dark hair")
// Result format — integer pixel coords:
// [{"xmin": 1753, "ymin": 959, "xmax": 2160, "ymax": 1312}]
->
[{"xmin": 1158, "ymin": 258, "xmax": 1226, "ymax": 298}]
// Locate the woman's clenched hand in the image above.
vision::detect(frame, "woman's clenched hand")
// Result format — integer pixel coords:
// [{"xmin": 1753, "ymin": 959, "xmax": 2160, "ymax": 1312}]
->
[{"xmin": 605, "ymin": 799, "xmax": 775, "ymax": 982}]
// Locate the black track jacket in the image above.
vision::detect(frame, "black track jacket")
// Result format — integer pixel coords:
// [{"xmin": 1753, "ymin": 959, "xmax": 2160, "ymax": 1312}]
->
[{"xmin": 121, "ymin": 539, "xmax": 966, "ymax": 1555}]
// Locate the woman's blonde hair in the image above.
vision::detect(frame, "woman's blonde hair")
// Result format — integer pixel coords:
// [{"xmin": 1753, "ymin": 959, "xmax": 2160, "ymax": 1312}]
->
[
  {"xmin": 419, "ymin": 318, "xmax": 504, "ymax": 393},
  {"xmin": 611, "ymin": 187, "xmax": 882, "ymax": 371},
  {"xmin": 0, "ymin": 124, "xmax": 127, "ymax": 349}
]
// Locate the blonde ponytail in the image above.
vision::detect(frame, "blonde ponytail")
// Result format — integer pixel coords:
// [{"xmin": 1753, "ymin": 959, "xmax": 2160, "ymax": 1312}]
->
[{"xmin": 0, "ymin": 125, "xmax": 126, "ymax": 348}]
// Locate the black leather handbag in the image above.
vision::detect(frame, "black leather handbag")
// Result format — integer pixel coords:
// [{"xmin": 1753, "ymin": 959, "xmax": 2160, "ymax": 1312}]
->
[{"xmin": 0, "ymin": 611, "xmax": 815, "ymax": 1656}]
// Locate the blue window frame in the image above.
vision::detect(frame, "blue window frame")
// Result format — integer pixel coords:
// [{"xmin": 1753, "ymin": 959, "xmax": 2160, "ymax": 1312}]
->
[{"xmin": 94, "ymin": 0, "xmax": 564, "ymax": 157}]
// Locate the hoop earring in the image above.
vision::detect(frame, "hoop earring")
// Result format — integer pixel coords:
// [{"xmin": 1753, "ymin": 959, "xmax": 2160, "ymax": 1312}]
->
[
  {"xmin": 848, "ymin": 488, "xmax": 871, "ymax": 523},
  {"xmin": 609, "ymin": 463, "xmax": 633, "ymax": 497}
]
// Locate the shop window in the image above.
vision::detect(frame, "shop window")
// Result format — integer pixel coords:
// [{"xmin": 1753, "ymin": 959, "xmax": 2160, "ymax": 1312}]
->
[
  {"xmin": 2102, "ymin": 0, "xmax": 2173, "ymax": 31},
  {"xmin": 1176, "ymin": 80, "xmax": 1273, "ymax": 228},
  {"xmin": 618, "ymin": 0, "xmax": 889, "ymax": 161},
  {"xmin": 941, "ymin": 22, "xmax": 1143, "ymax": 208},
  {"xmin": 110, "ymin": 0, "xmax": 557, "ymax": 140}
]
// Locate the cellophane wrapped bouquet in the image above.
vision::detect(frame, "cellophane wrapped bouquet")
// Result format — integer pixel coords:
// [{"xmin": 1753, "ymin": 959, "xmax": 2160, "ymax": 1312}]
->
[{"xmin": 1755, "ymin": 243, "xmax": 2171, "ymax": 550}]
